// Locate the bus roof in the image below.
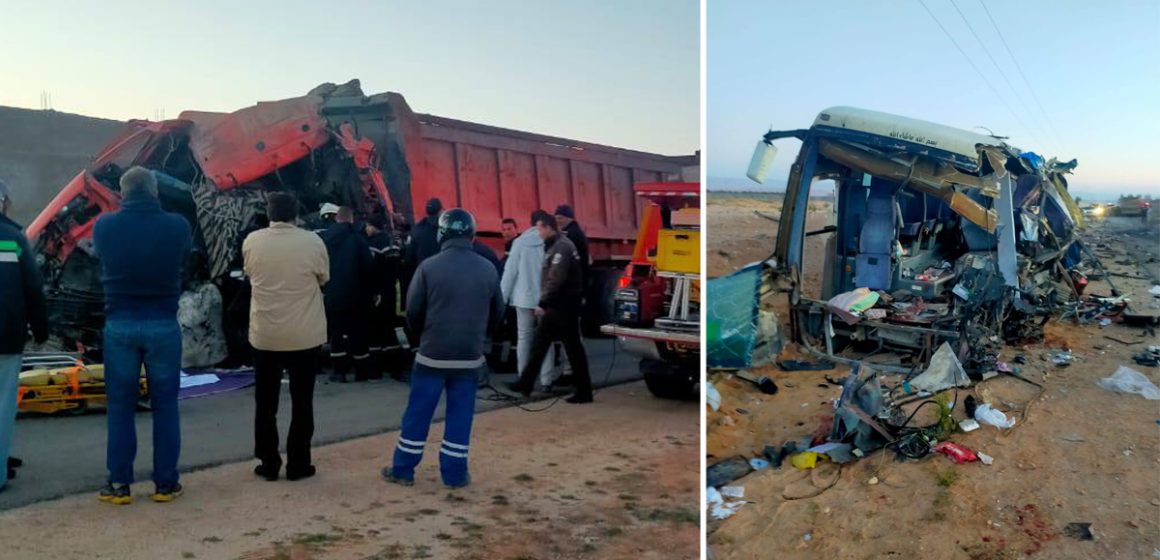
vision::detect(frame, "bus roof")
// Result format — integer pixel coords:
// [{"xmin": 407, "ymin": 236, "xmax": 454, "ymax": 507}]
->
[{"xmin": 812, "ymin": 106, "xmax": 1011, "ymax": 163}]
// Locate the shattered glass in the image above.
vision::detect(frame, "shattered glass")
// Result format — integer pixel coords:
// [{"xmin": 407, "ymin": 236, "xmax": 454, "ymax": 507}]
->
[{"xmin": 707, "ymin": 264, "xmax": 763, "ymax": 369}]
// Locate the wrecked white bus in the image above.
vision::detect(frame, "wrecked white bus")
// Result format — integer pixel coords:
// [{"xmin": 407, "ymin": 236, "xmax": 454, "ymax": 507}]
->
[{"xmin": 714, "ymin": 107, "xmax": 1089, "ymax": 376}]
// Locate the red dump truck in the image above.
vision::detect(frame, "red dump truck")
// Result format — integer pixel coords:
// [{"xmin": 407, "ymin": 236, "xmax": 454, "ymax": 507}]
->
[{"xmin": 26, "ymin": 80, "xmax": 697, "ymax": 360}]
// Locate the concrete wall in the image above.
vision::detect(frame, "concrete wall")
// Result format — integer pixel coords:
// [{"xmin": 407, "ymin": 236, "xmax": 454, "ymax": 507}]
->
[{"xmin": 0, "ymin": 107, "xmax": 123, "ymax": 226}]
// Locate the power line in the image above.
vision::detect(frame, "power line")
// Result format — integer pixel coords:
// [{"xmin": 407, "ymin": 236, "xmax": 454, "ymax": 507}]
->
[
  {"xmin": 916, "ymin": 0, "xmax": 1045, "ymax": 148},
  {"xmin": 977, "ymin": 0, "xmax": 1065, "ymax": 147},
  {"xmin": 949, "ymin": 0, "xmax": 1056, "ymax": 148}
]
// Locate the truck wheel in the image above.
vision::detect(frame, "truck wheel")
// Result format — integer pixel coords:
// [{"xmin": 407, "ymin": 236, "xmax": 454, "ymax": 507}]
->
[
  {"xmin": 581, "ymin": 268, "xmax": 622, "ymax": 337},
  {"xmin": 640, "ymin": 358, "xmax": 699, "ymax": 401}
]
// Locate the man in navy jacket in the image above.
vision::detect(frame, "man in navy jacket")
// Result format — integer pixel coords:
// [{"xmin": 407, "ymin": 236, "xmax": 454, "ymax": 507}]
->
[{"xmin": 92, "ymin": 167, "xmax": 192, "ymax": 505}]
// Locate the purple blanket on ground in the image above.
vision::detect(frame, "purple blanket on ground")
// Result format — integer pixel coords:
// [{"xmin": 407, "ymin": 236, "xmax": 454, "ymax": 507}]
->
[{"xmin": 178, "ymin": 369, "xmax": 255, "ymax": 400}]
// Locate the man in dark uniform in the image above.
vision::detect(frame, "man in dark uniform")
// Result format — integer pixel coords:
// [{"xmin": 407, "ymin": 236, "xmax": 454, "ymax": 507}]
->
[
  {"xmin": 320, "ymin": 206, "xmax": 374, "ymax": 382},
  {"xmin": 506, "ymin": 213, "xmax": 593, "ymax": 404},
  {"xmin": 405, "ymin": 198, "xmax": 443, "ymax": 273},
  {"xmin": 365, "ymin": 215, "xmax": 398, "ymax": 381},
  {"xmin": 394, "ymin": 214, "xmax": 412, "ymax": 310},
  {"xmin": 472, "ymin": 239, "xmax": 501, "ymax": 272},
  {"xmin": 554, "ymin": 205, "xmax": 590, "ymax": 283},
  {"xmin": 553, "ymin": 204, "xmax": 590, "ymax": 384}
]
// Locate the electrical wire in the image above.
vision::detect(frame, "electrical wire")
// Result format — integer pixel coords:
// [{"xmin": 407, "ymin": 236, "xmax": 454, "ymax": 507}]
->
[
  {"xmin": 478, "ymin": 333, "xmax": 620, "ymax": 413},
  {"xmin": 949, "ymin": 0, "xmax": 1055, "ymax": 148},
  {"xmin": 915, "ymin": 0, "xmax": 1044, "ymax": 148},
  {"xmin": 978, "ymin": 0, "xmax": 1064, "ymax": 143},
  {"xmin": 882, "ymin": 387, "xmax": 961, "ymax": 459}
]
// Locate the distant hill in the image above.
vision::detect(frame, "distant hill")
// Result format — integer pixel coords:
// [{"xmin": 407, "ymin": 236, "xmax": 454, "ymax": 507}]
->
[
  {"xmin": 707, "ymin": 175, "xmax": 767, "ymax": 191},
  {"xmin": 0, "ymin": 106, "xmax": 124, "ymax": 225},
  {"xmin": 708, "ymin": 175, "xmax": 835, "ymax": 194}
]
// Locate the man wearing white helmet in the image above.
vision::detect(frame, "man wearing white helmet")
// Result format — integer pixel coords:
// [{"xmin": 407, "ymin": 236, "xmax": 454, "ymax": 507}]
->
[{"xmin": 313, "ymin": 203, "xmax": 340, "ymax": 234}]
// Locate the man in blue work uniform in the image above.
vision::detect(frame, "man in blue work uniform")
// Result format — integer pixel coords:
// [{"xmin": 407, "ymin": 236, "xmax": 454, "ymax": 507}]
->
[{"xmin": 382, "ymin": 208, "xmax": 503, "ymax": 488}]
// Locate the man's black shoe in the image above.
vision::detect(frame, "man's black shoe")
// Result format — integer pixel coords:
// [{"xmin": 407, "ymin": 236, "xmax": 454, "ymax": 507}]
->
[
  {"xmin": 151, "ymin": 482, "xmax": 184, "ymax": 503},
  {"xmin": 7, "ymin": 457, "xmax": 22, "ymax": 469},
  {"xmin": 98, "ymin": 483, "xmax": 132, "ymax": 505},
  {"xmin": 286, "ymin": 465, "xmax": 316, "ymax": 481},
  {"xmin": 545, "ymin": 382, "xmax": 572, "ymax": 394},
  {"xmin": 445, "ymin": 474, "xmax": 472, "ymax": 489},
  {"xmin": 381, "ymin": 467, "xmax": 414, "ymax": 486},
  {"xmin": 504, "ymin": 381, "xmax": 531, "ymax": 397},
  {"xmin": 254, "ymin": 463, "xmax": 280, "ymax": 481},
  {"xmin": 565, "ymin": 394, "xmax": 594, "ymax": 404}
]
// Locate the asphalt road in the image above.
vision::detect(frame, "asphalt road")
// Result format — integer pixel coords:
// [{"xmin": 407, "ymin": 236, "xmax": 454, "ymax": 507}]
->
[
  {"xmin": 0, "ymin": 338, "xmax": 643, "ymax": 510},
  {"xmin": 1092, "ymin": 215, "xmax": 1160, "ymax": 284}
]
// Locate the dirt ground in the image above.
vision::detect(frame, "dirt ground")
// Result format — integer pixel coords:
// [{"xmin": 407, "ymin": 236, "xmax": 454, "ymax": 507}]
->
[
  {"xmin": 706, "ymin": 192, "xmax": 831, "ymax": 301},
  {"xmin": 0, "ymin": 382, "xmax": 699, "ymax": 560},
  {"xmin": 706, "ymin": 193, "xmax": 1160, "ymax": 560}
]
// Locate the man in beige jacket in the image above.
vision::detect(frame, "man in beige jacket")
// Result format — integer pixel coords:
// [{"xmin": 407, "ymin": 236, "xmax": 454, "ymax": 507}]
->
[{"xmin": 243, "ymin": 192, "xmax": 329, "ymax": 481}]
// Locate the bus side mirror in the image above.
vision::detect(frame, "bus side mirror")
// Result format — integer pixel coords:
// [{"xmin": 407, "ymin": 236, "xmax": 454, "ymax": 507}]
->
[{"xmin": 746, "ymin": 140, "xmax": 777, "ymax": 184}]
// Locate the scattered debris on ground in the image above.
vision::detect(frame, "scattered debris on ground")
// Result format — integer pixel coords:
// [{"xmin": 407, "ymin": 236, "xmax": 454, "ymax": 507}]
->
[{"xmin": 707, "ymin": 193, "xmax": 1160, "ymax": 559}]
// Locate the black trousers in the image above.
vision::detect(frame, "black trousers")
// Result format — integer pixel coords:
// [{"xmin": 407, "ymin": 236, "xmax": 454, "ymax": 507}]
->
[
  {"xmin": 327, "ymin": 306, "xmax": 372, "ymax": 379},
  {"xmin": 368, "ymin": 293, "xmax": 400, "ymax": 377},
  {"xmin": 518, "ymin": 308, "xmax": 592, "ymax": 398},
  {"xmin": 253, "ymin": 347, "xmax": 319, "ymax": 470}
]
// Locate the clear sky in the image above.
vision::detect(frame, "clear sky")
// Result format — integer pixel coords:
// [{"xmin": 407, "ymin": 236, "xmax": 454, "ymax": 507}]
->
[
  {"xmin": 0, "ymin": 0, "xmax": 699, "ymax": 155},
  {"xmin": 708, "ymin": 0, "xmax": 1160, "ymax": 197}
]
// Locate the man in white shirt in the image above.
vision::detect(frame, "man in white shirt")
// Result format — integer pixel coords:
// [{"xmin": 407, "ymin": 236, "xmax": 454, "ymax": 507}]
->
[{"xmin": 500, "ymin": 210, "xmax": 556, "ymax": 388}]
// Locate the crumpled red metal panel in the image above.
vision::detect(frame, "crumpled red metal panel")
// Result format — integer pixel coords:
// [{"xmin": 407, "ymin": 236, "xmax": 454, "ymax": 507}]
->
[
  {"xmin": 27, "ymin": 119, "xmax": 187, "ymax": 242},
  {"xmin": 182, "ymin": 95, "xmax": 330, "ymax": 189},
  {"xmin": 337, "ymin": 123, "xmax": 394, "ymax": 216},
  {"xmin": 26, "ymin": 171, "xmax": 120, "ymax": 262}
]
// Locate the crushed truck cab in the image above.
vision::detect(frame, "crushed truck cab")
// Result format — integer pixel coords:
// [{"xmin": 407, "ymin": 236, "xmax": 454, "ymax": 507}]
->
[{"xmin": 602, "ymin": 182, "xmax": 700, "ymax": 399}]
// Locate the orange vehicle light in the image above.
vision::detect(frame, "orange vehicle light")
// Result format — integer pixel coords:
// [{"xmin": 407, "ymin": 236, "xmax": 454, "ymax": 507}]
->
[{"xmin": 619, "ymin": 264, "xmax": 635, "ymax": 288}]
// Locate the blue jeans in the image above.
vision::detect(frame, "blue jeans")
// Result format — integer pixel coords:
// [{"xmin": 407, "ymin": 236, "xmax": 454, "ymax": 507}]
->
[
  {"xmin": 391, "ymin": 363, "xmax": 478, "ymax": 486},
  {"xmin": 103, "ymin": 319, "xmax": 183, "ymax": 487},
  {"xmin": 0, "ymin": 354, "xmax": 20, "ymax": 490}
]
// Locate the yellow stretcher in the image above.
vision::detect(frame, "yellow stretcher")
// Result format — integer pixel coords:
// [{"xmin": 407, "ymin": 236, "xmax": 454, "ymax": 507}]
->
[{"xmin": 17, "ymin": 363, "xmax": 149, "ymax": 414}]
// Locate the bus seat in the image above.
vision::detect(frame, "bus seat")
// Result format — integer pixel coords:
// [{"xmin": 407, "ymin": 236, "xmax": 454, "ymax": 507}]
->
[{"xmin": 855, "ymin": 185, "xmax": 896, "ymax": 290}]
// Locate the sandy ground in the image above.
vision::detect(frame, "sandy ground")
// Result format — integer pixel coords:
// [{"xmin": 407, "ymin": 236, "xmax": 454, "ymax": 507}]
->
[
  {"xmin": 706, "ymin": 194, "xmax": 783, "ymax": 278},
  {"xmin": 0, "ymin": 382, "xmax": 699, "ymax": 560},
  {"xmin": 706, "ymin": 194, "xmax": 1160, "ymax": 559},
  {"xmin": 706, "ymin": 193, "xmax": 830, "ymax": 301}
]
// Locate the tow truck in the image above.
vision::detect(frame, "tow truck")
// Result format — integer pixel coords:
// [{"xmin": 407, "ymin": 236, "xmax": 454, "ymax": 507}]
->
[{"xmin": 601, "ymin": 182, "xmax": 700, "ymax": 399}]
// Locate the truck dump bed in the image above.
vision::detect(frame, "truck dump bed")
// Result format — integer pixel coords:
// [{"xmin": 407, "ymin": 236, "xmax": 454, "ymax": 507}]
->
[{"xmin": 389, "ymin": 93, "xmax": 696, "ymax": 258}]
